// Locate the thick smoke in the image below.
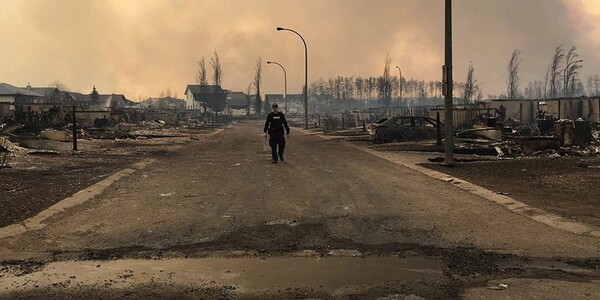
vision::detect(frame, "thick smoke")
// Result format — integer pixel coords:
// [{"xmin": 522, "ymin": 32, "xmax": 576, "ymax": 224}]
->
[{"xmin": 0, "ymin": 0, "xmax": 598, "ymax": 99}]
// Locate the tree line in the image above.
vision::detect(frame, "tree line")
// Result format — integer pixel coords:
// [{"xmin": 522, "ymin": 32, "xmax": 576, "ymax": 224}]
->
[
  {"xmin": 307, "ymin": 44, "xmax": 600, "ymax": 111},
  {"xmin": 305, "ymin": 54, "xmax": 484, "ymax": 111}
]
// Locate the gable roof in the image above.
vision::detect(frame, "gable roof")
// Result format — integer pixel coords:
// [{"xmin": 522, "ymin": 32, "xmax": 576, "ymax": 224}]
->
[
  {"xmin": 68, "ymin": 92, "xmax": 92, "ymax": 102},
  {"xmin": 99, "ymin": 94, "xmax": 136, "ymax": 107},
  {"xmin": 67, "ymin": 92, "xmax": 135, "ymax": 107},
  {"xmin": 185, "ymin": 85, "xmax": 223, "ymax": 96},
  {"xmin": 0, "ymin": 83, "xmax": 44, "ymax": 97},
  {"xmin": 24, "ymin": 87, "xmax": 59, "ymax": 96},
  {"xmin": 227, "ymin": 92, "xmax": 248, "ymax": 108}
]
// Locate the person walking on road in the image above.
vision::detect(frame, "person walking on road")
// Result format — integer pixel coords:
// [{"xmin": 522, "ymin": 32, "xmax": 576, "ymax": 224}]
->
[{"xmin": 264, "ymin": 103, "xmax": 290, "ymax": 164}]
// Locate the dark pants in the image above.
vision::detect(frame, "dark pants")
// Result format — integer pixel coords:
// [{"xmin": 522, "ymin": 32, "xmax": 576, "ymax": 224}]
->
[{"xmin": 269, "ymin": 135, "xmax": 286, "ymax": 161}]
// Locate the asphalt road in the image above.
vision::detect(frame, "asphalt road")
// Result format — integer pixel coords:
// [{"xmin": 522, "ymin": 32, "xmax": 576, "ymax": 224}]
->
[{"xmin": 1, "ymin": 120, "xmax": 599, "ymax": 299}]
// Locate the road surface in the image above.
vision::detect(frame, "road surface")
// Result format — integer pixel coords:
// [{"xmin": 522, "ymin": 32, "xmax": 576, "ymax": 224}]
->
[{"xmin": 1, "ymin": 120, "xmax": 599, "ymax": 299}]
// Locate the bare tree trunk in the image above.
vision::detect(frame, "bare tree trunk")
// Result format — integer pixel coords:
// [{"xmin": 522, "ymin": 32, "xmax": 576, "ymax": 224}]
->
[
  {"xmin": 253, "ymin": 58, "xmax": 262, "ymax": 116},
  {"xmin": 378, "ymin": 54, "xmax": 393, "ymax": 107},
  {"xmin": 547, "ymin": 45, "xmax": 564, "ymax": 99},
  {"xmin": 564, "ymin": 46, "xmax": 583, "ymax": 98},
  {"xmin": 198, "ymin": 57, "xmax": 207, "ymax": 85},
  {"xmin": 464, "ymin": 62, "xmax": 478, "ymax": 103},
  {"xmin": 507, "ymin": 49, "xmax": 521, "ymax": 99},
  {"xmin": 211, "ymin": 50, "xmax": 223, "ymax": 86}
]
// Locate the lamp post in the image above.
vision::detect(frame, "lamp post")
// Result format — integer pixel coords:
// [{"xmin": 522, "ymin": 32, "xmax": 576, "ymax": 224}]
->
[
  {"xmin": 443, "ymin": 0, "xmax": 454, "ymax": 166},
  {"xmin": 267, "ymin": 61, "xmax": 287, "ymax": 113},
  {"xmin": 395, "ymin": 66, "xmax": 403, "ymax": 104},
  {"xmin": 277, "ymin": 26, "xmax": 308, "ymax": 129}
]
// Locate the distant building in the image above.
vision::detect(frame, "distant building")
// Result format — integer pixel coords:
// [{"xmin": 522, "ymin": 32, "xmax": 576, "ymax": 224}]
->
[
  {"xmin": 68, "ymin": 90, "xmax": 136, "ymax": 110},
  {"xmin": 140, "ymin": 97, "xmax": 186, "ymax": 110},
  {"xmin": 226, "ymin": 92, "xmax": 249, "ymax": 116},
  {"xmin": 22, "ymin": 85, "xmax": 74, "ymax": 105},
  {"xmin": 0, "ymin": 83, "xmax": 44, "ymax": 104},
  {"xmin": 265, "ymin": 94, "xmax": 304, "ymax": 114},
  {"xmin": 184, "ymin": 85, "xmax": 228, "ymax": 112},
  {"xmin": 0, "ymin": 83, "xmax": 44, "ymax": 117},
  {"xmin": 18, "ymin": 85, "xmax": 136, "ymax": 110}
]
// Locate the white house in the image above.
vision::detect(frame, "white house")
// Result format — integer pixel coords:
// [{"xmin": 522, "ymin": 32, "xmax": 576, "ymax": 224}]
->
[{"xmin": 184, "ymin": 85, "xmax": 227, "ymax": 112}]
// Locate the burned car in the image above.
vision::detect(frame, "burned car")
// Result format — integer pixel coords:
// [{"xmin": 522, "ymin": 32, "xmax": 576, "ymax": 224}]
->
[
  {"xmin": 372, "ymin": 116, "xmax": 444, "ymax": 144},
  {"xmin": 367, "ymin": 118, "xmax": 388, "ymax": 136}
]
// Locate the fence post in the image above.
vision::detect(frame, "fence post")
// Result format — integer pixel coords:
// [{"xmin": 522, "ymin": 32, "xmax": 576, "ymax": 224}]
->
[
  {"xmin": 72, "ymin": 105, "xmax": 78, "ymax": 152},
  {"xmin": 436, "ymin": 111, "xmax": 443, "ymax": 146}
]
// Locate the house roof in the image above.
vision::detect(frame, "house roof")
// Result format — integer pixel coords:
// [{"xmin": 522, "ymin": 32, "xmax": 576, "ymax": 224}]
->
[
  {"xmin": 99, "ymin": 94, "xmax": 136, "ymax": 107},
  {"xmin": 0, "ymin": 83, "xmax": 44, "ymax": 97},
  {"xmin": 68, "ymin": 92, "xmax": 135, "ymax": 107},
  {"xmin": 185, "ymin": 85, "xmax": 223, "ymax": 95},
  {"xmin": 24, "ymin": 87, "xmax": 59, "ymax": 96},
  {"xmin": 228, "ymin": 92, "xmax": 247, "ymax": 108},
  {"xmin": 69, "ymin": 92, "xmax": 92, "ymax": 102}
]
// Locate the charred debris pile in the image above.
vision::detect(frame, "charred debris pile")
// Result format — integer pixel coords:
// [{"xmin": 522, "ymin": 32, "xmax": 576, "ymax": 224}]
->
[
  {"xmin": 0, "ymin": 106, "xmax": 230, "ymax": 167},
  {"xmin": 319, "ymin": 103, "xmax": 600, "ymax": 159}
]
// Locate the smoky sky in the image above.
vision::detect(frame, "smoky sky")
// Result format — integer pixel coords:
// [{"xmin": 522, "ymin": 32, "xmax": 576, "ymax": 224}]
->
[{"xmin": 0, "ymin": 0, "xmax": 598, "ymax": 100}]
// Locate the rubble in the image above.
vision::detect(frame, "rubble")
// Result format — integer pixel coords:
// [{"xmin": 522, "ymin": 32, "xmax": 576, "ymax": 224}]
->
[
  {"xmin": 1, "ymin": 136, "xmax": 25, "ymax": 152},
  {"xmin": 27, "ymin": 150, "xmax": 60, "ymax": 156},
  {"xmin": 40, "ymin": 130, "xmax": 69, "ymax": 142},
  {"xmin": 359, "ymin": 111, "xmax": 600, "ymax": 160}
]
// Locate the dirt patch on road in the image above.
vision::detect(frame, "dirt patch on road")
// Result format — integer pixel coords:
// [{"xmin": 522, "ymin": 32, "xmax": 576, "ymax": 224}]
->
[
  {"xmin": 422, "ymin": 157, "xmax": 600, "ymax": 228},
  {"xmin": 0, "ymin": 260, "xmax": 44, "ymax": 277},
  {"xmin": 4, "ymin": 282, "xmax": 236, "ymax": 300}
]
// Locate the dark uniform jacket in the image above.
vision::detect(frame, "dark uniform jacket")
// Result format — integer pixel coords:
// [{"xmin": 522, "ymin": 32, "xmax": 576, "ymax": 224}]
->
[{"xmin": 264, "ymin": 112, "xmax": 290, "ymax": 138}]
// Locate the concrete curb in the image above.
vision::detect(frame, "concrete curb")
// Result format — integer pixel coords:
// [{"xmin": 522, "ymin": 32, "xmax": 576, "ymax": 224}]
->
[{"xmin": 299, "ymin": 128, "xmax": 600, "ymax": 238}]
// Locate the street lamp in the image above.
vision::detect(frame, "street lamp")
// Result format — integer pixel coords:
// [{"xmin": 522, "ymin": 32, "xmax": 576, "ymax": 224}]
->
[
  {"xmin": 277, "ymin": 26, "xmax": 308, "ymax": 129},
  {"xmin": 267, "ymin": 61, "xmax": 287, "ymax": 114},
  {"xmin": 395, "ymin": 66, "xmax": 403, "ymax": 104}
]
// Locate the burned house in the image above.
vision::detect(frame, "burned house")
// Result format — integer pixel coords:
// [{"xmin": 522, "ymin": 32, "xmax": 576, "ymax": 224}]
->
[
  {"xmin": 488, "ymin": 97, "xmax": 600, "ymax": 125},
  {"xmin": 22, "ymin": 86, "xmax": 74, "ymax": 104},
  {"xmin": 0, "ymin": 83, "xmax": 44, "ymax": 118},
  {"xmin": 184, "ymin": 85, "xmax": 227, "ymax": 112},
  {"xmin": 140, "ymin": 97, "xmax": 185, "ymax": 110},
  {"xmin": 68, "ymin": 90, "xmax": 136, "ymax": 110}
]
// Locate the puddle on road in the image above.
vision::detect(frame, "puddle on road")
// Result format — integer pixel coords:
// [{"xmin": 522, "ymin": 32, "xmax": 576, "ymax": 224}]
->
[{"xmin": 0, "ymin": 256, "xmax": 442, "ymax": 294}]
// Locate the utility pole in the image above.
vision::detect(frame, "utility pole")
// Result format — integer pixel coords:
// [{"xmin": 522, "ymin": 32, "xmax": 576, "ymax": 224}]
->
[{"xmin": 443, "ymin": 0, "xmax": 454, "ymax": 166}]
